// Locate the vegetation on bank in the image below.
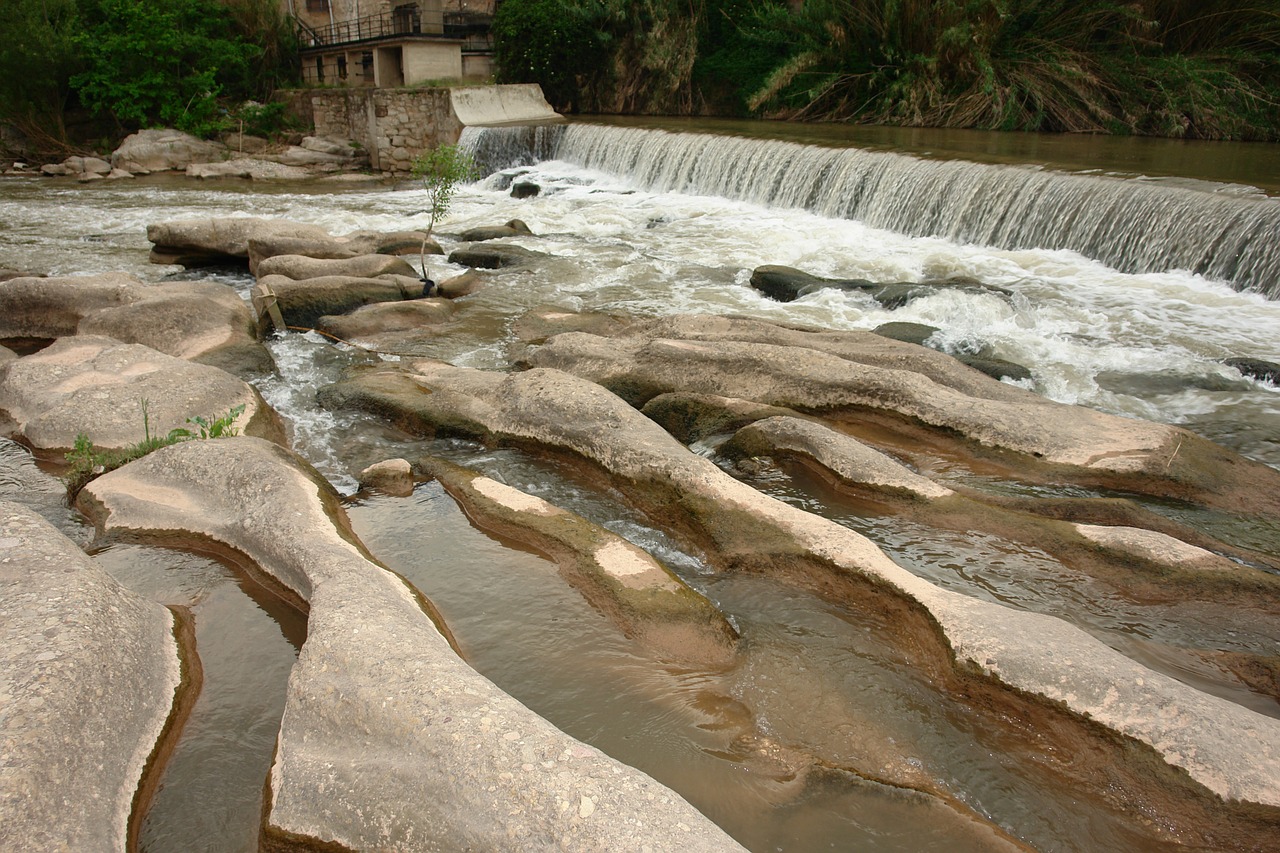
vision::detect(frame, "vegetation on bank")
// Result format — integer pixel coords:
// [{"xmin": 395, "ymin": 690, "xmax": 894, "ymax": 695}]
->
[
  {"xmin": 1, "ymin": 0, "xmax": 297, "ymax": 153},
  {"xmin": 493, "ymin": 0, "xmax": 1280, "ymax": 140}
]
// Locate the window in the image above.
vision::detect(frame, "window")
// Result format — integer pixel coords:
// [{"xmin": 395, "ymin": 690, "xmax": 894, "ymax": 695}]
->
[{"xmin": 306, "ymin": 0, "xmax": 329, "ymax": 12}]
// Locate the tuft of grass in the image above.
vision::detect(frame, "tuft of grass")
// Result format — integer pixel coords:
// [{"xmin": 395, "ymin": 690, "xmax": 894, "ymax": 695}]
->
[{"xmin": 64, "ymin": 400, "xmax": 245, "ymax": 498}]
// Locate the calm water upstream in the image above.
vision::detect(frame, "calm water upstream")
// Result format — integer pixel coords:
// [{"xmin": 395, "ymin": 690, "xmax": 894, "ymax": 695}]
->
[{"xmin": 2, "ymin": 120, "xmax": 1278, "ymax": 851}]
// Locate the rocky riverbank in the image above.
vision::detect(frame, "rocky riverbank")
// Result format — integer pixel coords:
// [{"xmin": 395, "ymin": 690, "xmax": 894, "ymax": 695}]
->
[{"xmin": 2, "ymin": 213, "xmax": 1280, "ymax": 850}]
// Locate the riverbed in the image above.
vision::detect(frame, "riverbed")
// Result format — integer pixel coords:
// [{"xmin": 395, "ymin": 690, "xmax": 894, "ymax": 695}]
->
[{"xmin": 3, "ymin": 120, "xmax": 1279, "ymax": 851}]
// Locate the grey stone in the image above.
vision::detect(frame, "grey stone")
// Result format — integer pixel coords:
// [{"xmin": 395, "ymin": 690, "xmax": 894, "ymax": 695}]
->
[
  {"xmin": 318, "ymin": 297, "xmax": 454, "ymax": 343},
  {"xmin": 0, "ymin": 501, "xmax": 183, "ymax": 852},
  {"xmin": 186, "ymin": 159, "xmax": 312, "ymax": 181},
  {"xmin": 78, "ymin": 437, "xmax": 748, "ymax": 851},
  {"xmin": 256, "ymin": 253, "xmax": 419, "ymax": 282},
  {"xmin": 0, "ymin": 336, "xmax": 278, "ymax": 451},
  {"xmin": 111, "ymin": 128, "xmax": 227, "ymax": 173},
  {"xmin": 448, "ymin": 242, "xmax": 547, "ymax": 269},
  {"xmin": 147, "ymin": 217, "xmax": 335, "ymax": 267},
  {"xmin": 253, "ymin": 274, "xmax": 423, "ymax": 330},
  {"xmin": 0, "ymin": 272, "xmax": 272, "ymax": 377},
  {"xmin": 319, "ymin": 361, "xmax": 1280, "ymax": 807},
  {"xmin": 460, "ymin": 219, "xmax": 535, "ymax": 242}
]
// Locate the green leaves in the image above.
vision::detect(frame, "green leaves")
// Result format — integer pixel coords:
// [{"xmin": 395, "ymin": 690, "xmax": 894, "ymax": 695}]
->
[{"xmin": 411, "ymin": 144, "xmax": 477, "ymax": 238}]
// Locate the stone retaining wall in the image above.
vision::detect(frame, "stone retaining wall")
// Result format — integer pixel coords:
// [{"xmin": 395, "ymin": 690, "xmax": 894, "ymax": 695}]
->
[{"xmin": 310, "ymin": 88, "xmax": 463, "ymax": 174}]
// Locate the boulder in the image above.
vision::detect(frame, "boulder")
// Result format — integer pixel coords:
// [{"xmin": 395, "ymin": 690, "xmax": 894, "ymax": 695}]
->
[
  {"xmin": 427, "ymin": 269, "xmax": 480, "ymax": 299},
  {"xmin": 0, "ymin": 501, "xmax": 185, "ymax": 852},
  {"xmin": 955, "ymin": 354, "xmax": 1033, "ymax": 383},
  {"xmin": 1226, "ymin": 357, "xmax": 1280, "ymax": 385},
  {"xmin": 255, "ymin": 253, "xmax": 419, "ymax": 282},
  {"xmin": 77, "ymin": 437, "xmax": 748, "ymax": 852},
  {"xmin": 640, "ymin": 392, "xmax": 796, "ymax": 445},
  {"xmin": 219, "ymin": 132, "xmax": 270, "ymax": 154},
  {"xmin": 318, "ymin": 361, "xmax": 1280, "ymax": 809},
  {"xmin": 148, "ymin": 217, "xmax": 334, "ymax": 267},
  {"xmin": 749, "ymin": 265, "xmax": 875, "ymax": 302},
  {"xmin": 448, "ymin": 243, "xmax": 547, "ymax": 269},
  {"xmin": 39, "ymin": 163, "xmax": 69, "ymax": 177},
  {"xmin": 873, "ymin": 321, "xmax": 941, "ymax": 347},
  {"xmin": 422, "ymin": 457, "xmax": 738, "ymax": 666},
  {"xmin": 317, "ymin": 298, "xmax": 454, "ymax": 342},
  {"xmin": 111, "ymin": 128, "xmax": 227, "ymax": 174},
  {"xmin": 511, "ymin": 181, "xmax": 541, "ymax": 199},
  {"xmin": 0, "ymin": 272, "xmax": 273, "ymax": 377},
  {"xmin": 263, "ymin": 137, "xmax": 368, "ymax": 170},
  {"xmin": 247, "ymin": 231, "xmax": 441, "ymax": 274},
  {"xmin": 105, "ymin": 168, "xmax": 134, "ymax": 180},
  {"xmin": 186, "ymin": 159, "xmax": 312, "ymax": 181},
  {"xmin": 0, "ymin": 336, "xmax": 278, "ymax": 451},
  {"xmin": 358, "ymin": 457, "xmax": 415, "ymax": 497},
  {"xmin": 460, "ymin": 219, "xmax": 535, "ymax": 242},
  {"xmin": 511, "ymin": 307, "xmax": 631, "ymax": 345},
  {"xmin": 252, "ymin": 274, "xmax": 422, "ymax": 330}
]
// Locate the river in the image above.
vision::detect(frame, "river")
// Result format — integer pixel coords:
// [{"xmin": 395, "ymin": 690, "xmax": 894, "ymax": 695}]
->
[{"xmin": 2, "ymin": 119, "xmax": 1279, "ymax": 852}]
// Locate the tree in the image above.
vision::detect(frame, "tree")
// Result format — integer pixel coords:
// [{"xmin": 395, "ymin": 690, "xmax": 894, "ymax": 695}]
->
[
  {"xmin": 0, "ymin": 0, "xmax": 82, "ymax": 150},
  {"xmin": 410, "ymin": 144, "xmax": 477, "ymax": 282},
  {"xmin": 492, "ymin": 0, "xmax": 609, "ymax": 111},
  {"xmin": 70, "ymin": 0, "xmax": 259, "ymax": 136}
]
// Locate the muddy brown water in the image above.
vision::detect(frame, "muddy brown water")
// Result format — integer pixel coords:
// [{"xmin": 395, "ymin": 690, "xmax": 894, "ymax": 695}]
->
[{"xmin": 3, "ymin": 120, "xmax": 1280, "ymax": 850}]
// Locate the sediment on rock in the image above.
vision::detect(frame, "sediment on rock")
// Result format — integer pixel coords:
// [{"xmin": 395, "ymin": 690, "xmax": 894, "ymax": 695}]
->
[
  {"xmin": 78, "ymin": 437, "xmax": 748, "ymax": 852},
  {"xmin": 316, "ymin": 360, "xmax": 1280, "ymax": 844},
  {"xmin": 420, "ymin": 456, "xmax": 739, "ymax": 667}
]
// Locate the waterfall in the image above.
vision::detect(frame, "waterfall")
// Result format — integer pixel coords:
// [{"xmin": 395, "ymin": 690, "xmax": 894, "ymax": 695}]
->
[{"xmin": 466, "ymin": 123, "xmax": 1280, "ymax": 298}]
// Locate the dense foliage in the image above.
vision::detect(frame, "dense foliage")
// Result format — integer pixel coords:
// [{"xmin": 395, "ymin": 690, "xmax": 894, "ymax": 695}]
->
[
  {"xmin": 1, "ymin": 0, "xmax": 297, "ymax": 151},
  {"xmin": 493, "ymin": 0, "xmax": 1280, "ymax": 140}
]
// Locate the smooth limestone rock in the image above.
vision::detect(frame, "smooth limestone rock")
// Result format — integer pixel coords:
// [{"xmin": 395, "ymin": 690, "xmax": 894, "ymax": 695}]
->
[
  {"xmin": 640, "ymin": 392, "xmax": 797, "ymax": 445},
  {"xmin": 111, "ymin": 128, "xmax": 227, "ymax": 174},
  {"xmin": 77, "ymin": 437, "xmax": 746, "ymax": 852},
  {"xmin": 255, "ymin": 253, "xmax": 419, "ymax": 282},
  {"xmin": 358, "ymin": 458, "xmax": 415, "ymax": 497},
  {"xmin": 723, "ymin": 416, "xmax": 955, "ymax": 500},
  {"xmin": 422, "ymin": 457, "xmax": 738, "ymax": 666},
  {"xmin": 318, "ymin": 362, "xmax": 1280, "ymax": 809},
  {"xmin": 432, "ymin": 269, "xmax": 486, "ymax": 299},
  {"xmin": 525, "ymin": 316, "xmax": 1280, "ymax": 515},
  {"xmin": 317, "ymin": 298, "xmax": 454, "ymax": 347},
  {"xmin": 252, "ymin": 274, "xmax": 425, "ymax": 330},
  {"xmin": 247, "ymin": 232, "xmax": 442, "ymax": 274},
  {"xmin": 185, "ymin": 159, "xmax": 312, "ymax": 181},
  {"xmin": 0, "ymin": 272, "xmax": 272, "ymax": 377},
  {"xmin": 147, "ymin": 217, "xmax": 334, "ymax": 267},
  {"xmin": 0, "ymin": 336, "xmax": 277, "ymax": 452},
  {"xmin": 1073, "ymin": 524, "xmax": 1241, "ymax": 572},
  {"xmin": 0, "ymin": 501, "xmax": 183, "ymax": 852}
]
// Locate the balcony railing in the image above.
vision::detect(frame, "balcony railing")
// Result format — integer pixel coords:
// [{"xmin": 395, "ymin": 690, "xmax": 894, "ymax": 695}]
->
[{"xmin": 298, "ymin": 9, "xmax": 488, "ymax": 49}]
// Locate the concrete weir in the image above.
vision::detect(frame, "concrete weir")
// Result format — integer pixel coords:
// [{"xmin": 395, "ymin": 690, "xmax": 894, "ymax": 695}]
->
[{"xmin": 78, "ymin": 437, "xmax": 746, "ymax": 851}]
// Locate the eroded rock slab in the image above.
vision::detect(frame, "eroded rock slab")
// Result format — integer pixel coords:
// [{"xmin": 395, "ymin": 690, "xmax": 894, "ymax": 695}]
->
[
  {"xmin": 147, "ymin": 217, "xmax": 334, "ymax": 267},
  {"xmin": 0, "ymin": 272, "xmax": 271, "ymax": 376},
  {"xmin": 255, "ymin": 253, "xmax": 419, "ymax": 282},
  {"xmin": 422, "ymin": 457, "xmax": 738, "ymax": 666},
  {"xmin": 79, "ymin": 438, "xmax": 746, "ymax": 852},
  {"xmin": 0, "ymin": 501, "xmax": 183, "ymax": 852},
  {"xmin": 319, "ymin": 362, "xmax": 1280, "ymax": 810},
  {"xmin": 0, "ymin": 336, "xmax": 277, "ymax": 451},
  {"xmin": 252, "ymin": 274, "xmax": 425, "ymax": 330},
  {"xmin": 525, "ymin": 316, "xmax": 1280, "ymax": 516}
]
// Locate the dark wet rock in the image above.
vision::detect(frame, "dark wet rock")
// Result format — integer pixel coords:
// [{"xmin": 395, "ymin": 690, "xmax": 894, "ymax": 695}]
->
[
  {"xmin": 0, "ymin": 501, "xmax": 184, "ymax": 851},
  {"xmin": 319, "ymin": 361, "xmax": 1280, "ymax": 807},
  {"xmin": 865, "ymin": 282, "xmax": 944, "ymax": 309},
  {"xmin": 525, "ymin": 315, "xmax": 1280, "ymax": 516},
  {"xmin": 0, "ymin": 336, "xmax": 280, "ymax": 452},
  {"xmin": 749, "ymin": 265, "xmax": 874, "ymax": 302},
  {"xmin": 641, "ymin": 392, "xmax": 796, "ymax": 445},
  {"xmin": 428, "ymin": 269, "xmax": 483, "ymax": 299},
  {"xmin": 317, "ymin": 298, "xmax": 454, "ymax": 344},
  {"xmin": 511, "ymin": 181, "xmax": 541, "ymax": 199},
  {"xmin": 252, "ymin": 274, "xmax": 423, "ymax": 330},
  {"xmin": 0, "ymin": 272, "xmax": 272, "ymax": 378},
  {"xmin": 460, "ymin": 219, "xmax": 535, "ymax": 242},
  {"xmin": 148, "ymin": 217, "xmax": 333, "ymax": 267},
  {"xmin": 955, "ymin": 354, "xmax": 1033, "ymax": 383},
  {"xmin": 449, "ymin": 242, "xmax": 547, "ymax": 269},
  {"xmin": 1226, "ymin": 357, "xmax": 1280, "ymax": 385},
  {"xmin": 873, "ymin": 321, "xmax": 942, "ymax": 347},
  {"xmin": 112, "ymin": 128, "xmax": 227, "ymax": 174},
  {"xmin": 255, "ymin": 253, "xmax": 419, "ymax": 282},
  {"xmin": 78, "ymin": 436, "xmax": 748, "ymax": 852},
  {"xmin": 1096, "ymin": 370, "xmax": 1248, "ymax": 396},
  {"xmin": 422, "ymin": 456, "xmax": 738, "ymax": 666}
]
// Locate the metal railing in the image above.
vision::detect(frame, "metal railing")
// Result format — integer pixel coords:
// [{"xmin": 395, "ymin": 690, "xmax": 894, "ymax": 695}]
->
[{"xmin": 297, "ymin": 9, "xmax": 489, "ymax": 48}]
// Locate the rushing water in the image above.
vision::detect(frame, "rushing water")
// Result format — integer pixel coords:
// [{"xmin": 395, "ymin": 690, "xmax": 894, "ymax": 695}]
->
[{"xmin": 2, "ymin": 122, "xmax": 1280, "ymax": 851}]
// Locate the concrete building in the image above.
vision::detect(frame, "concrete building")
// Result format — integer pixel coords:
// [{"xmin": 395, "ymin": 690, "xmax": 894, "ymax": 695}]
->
[{"xmin": 287, "ymin": 0, "xmax": 496, "ymax": 88}]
